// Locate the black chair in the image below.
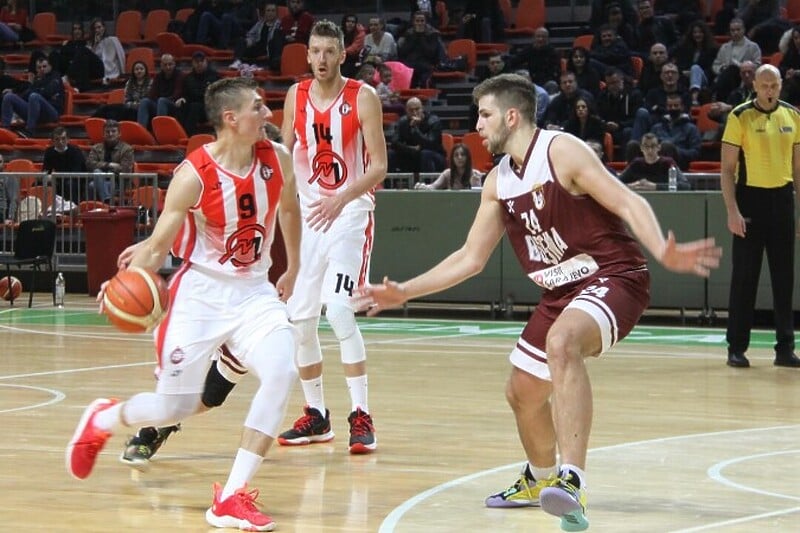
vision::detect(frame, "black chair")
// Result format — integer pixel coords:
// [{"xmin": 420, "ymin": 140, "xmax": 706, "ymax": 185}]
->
[{"xmin": 0, "ymin": 219, "xmax": 56, "ymax": 307}]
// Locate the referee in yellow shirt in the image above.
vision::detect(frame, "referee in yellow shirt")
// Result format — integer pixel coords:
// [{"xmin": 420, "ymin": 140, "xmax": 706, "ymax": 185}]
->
[{"xmin": 720, "ymin": 64, "xmax": 800, "ymax": 368}]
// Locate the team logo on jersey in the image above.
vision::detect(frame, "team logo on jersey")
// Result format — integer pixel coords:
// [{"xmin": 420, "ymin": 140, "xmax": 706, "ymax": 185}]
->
[
  {"xmin": 532, "ymin": 185, "xmax": 545, "ymax": 211},
  {"xmin": 309, "ymin": 150, "xmax": 348, "ymax": 190},
  {"xmin": 220, "ymin": 223, "xmax": 267, "ymax": 267},
  {"xmin": 339, "ymin": 102, "xmax": 352, "ymax": 116},
  {"xmin": 506, "ymin": 199, "xmax": 515, "ymax": 214},
  {"xmin": 170, "ymin": 347, "xmax": 186, "ymax": 365},
  {"xmin": 260, "ymin": 164, "xmax": 274, "ymax": 181}
]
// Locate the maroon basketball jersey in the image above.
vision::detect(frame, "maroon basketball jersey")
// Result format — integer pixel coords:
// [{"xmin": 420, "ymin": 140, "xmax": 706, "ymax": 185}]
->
[{"xmin": 495, "ymin": 129, "xmax": 647, "ymax": 291}]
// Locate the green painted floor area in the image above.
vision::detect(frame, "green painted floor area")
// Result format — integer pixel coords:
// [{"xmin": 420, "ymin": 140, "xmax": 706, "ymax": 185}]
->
[{"xmin": 0, "ymin": 308, "xmax": 779, "ymax": 349}]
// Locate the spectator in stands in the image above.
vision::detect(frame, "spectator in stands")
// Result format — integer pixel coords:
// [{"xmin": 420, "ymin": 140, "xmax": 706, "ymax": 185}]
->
[
  {"xmin": 459, "ymin": 0, "xmax": 505, "ymax": 44},
  {"xmin": 63, "ymin": 25, "xmax": 106, "ymax": 92},
  {"xmin": 654, "ymin": 0, "xmax": 703, "ymax": 37},
  {"xmin": 596, "ymin": 67, "xmax": 642, "ymax": 146},
  {"xmin": 561, "ymin": 97, "xmax": 606, "ymax": 145},
  {"xmin": 543, "ymin": 71, "xmax": 594, "ymax": 130},
  {"xmin": 479, "ymin": 52, "xmax": 510, "ymax": 81},
  {"xmin": 409, "ymin": 0, "xmax": 439, "ymax": 29},
  {"xmin": 389, "ymin": 96, "xmax": 446, "ymax": 173},
  {"xmin": 707, "ymin": 60, "xmax": 757, "ymax": 129},
  {"xmin": 712, "ymin": 18, "xmax": 762, "ymax": 102},
  {"xmin": 397, "ymin": 11, "xmax": 443, "ymax": 89},
  {"xmin": 196, "ymin": 0, "xmax": 258, "ymax": 49},
  {"xmin": 632, "ymin": 0, "xmax": 677, "ymax": 56},
  {"xmin": 341, "ymin": 13, "xmax": 366, "ymax": 78},
  {"xmin": 0, "ymin": 56, "xmax": 63, "ymax": 135},
  {"xmin": 56, "ymin": 23, "xmax": 89, "ymax": 79},
  {"xmin": 638, "ymin": 42, "xmax": 670, "ymax": 94},
  {"xmin": 281, "ymin": 0, "xmax": 315, "ymax": 45},
  {"xmin": 671, "ymin": 20, "xmax": 718, "ymax": 107},
  {"xmin": 629, "ymin": 92, "xmax": 700, "ymax": 169},
  {"xmin": 237, "ymin": 2, "xmax": 284, "ymax": 70},
  {"xmin": 0, "ymin": 0, "xmax": 33, "ymax": 43},
  {"xmin": 586, "ymin": 138, "xmax": 617, "ymax": 175},
  {"xmin": 42, "ymin": 127, "xmax": 88, "ymax": 203},
  {"xmin": 414, "ymin": 143, "xmax": 484, "ymax": 190},
  {"xmin": 589, "ymin": 0, "xmax": 637, "ymax": 30},
  {"xmin": 713, "ymin": 0, "xmax": 738, "ymax": 37},
  {"xmin": 176, "ymin": 51, "xmax": 220, "ymax": 135},
  {"xmin": 0, "ymin": 57, "xmax": 28, "ymax": 95},
  {"xmin": 363, "ymin": 17, "xmax": 397, "ymax": 65},
  {"xmin": 182, "ymin": 0, "xmax": 226, "ymax": 43},
  {"xmin": 0, "ymin": 155, "xmax": 18, "ymax": 224},
  {"xmin": 590, "ymin": 24, "xmax": 634, "ymax": 77},
  {"xmin": 507, "ymin": 27, "xmax": 562, "ymax": 94},
  {"xmin": 604, "ymin": 2, "xmax": 637, "ymax": 51},
  {"xmin": 88, "ymin": 17, "xmax": 126, "ymax": 85},
  {"xmin": 780, "ymin": 27, "xmax": 800, "ymax": 105},
  {"xmin": 137, "ymin": 54, "xmax": 185, "ymax": 130},
  {"xmin": 93, "ymin": 61, "xmax": 152, "ymax": 122},
  {"xmin": 630, "ymin": 61, "xmax": 690, "ymax": 141},
  {"xmin": 374, "ymin": 65, "xmax": 405, "ymax": 115},
  {"xmin": 619, "ymin": 132, "xmax": 689, "ymax": 190},
  {"xmin": 86, "ymin": 119, "xmax": 134, "ymax": 203},
  {"xmin": 745, "ymin": 3, "xmax": 791, "ymax": 56},
  {"xmin": 567, "ymin": 46, "xmax": 601, "ymax": 96}
]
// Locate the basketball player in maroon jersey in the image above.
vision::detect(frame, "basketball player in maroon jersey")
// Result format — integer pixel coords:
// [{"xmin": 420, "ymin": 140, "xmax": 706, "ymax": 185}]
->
[
  {"xmin": 67, "ymin": 78, "xmax": 302, "ymax": 532},
  {"xmin": 354, "ymin": 73, "xmax": 721, "ymax": 531},
  {"xmin": 277, "ymin": 20, "xmax": 387, "ymax": 454}
]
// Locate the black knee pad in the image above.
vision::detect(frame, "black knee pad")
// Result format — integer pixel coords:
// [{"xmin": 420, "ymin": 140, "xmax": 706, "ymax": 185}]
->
[{"xmin": 201, "ymin": 361, "xmax": 236, "ymax": 408}]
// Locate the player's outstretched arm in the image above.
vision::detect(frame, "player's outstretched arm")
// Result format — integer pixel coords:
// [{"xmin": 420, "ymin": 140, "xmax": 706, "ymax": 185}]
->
[
  {"xmin": 551, "ymin": 135, "xmax": 722, "ymax": 277},
  {"xmin": 353, "ymin": 172, "xmax": 506, "ymax": 314}
]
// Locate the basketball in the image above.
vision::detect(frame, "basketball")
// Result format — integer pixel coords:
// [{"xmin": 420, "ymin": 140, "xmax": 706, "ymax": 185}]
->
[
  {"xmin": 103, "ymin": 267, "xmax": 169, "ymax": 333},
  {"xmin": 0, "ymin": 276, "xmax": 22, "ymax": 301}
]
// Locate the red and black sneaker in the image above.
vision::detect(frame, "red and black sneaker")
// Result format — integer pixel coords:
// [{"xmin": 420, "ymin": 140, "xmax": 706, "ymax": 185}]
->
[
  {"xmin": 347, "ymin": 407, "xmax": 376, "ymax": 454},
  {"xmin": 277, "ymin": 406, "xmax": 334, "ymax": 446}
]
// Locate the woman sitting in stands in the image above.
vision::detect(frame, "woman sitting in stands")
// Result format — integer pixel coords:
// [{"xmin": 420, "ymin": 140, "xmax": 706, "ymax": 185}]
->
[
  {"xmin": 561, "ymin": 97, "xmax": 606, "ymax": 145},
  {"xmin": 89, "ymin": 17, "xmax": 125, "ymax": 84},
  {"xmin": 0, "ymin": 0, "xmax": 35, "ymax": 44},
  {"xmin": 415, "ymin": 143, "xmax": 484, "ymax": 190},
  {"xmin": 93, "ymin": 61, "xmax": 152, "ymax": 121}
]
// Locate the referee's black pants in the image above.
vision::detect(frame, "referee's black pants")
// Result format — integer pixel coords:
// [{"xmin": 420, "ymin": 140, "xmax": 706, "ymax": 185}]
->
[{"xmin": 727, "ymin": 183, "xmax": 796, "ymax": 356}]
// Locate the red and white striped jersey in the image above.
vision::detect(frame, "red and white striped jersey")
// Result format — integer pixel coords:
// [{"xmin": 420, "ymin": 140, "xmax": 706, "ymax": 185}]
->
[
  {"xmin": 291, "ymin": 78, "xmax": 374, "ymax": 214},
  {"xmin": 171, "ymin": 140, "xmax": 284, "ymax": 279}
]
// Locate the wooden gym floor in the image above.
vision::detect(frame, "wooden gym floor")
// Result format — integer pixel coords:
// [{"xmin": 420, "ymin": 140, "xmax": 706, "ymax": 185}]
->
[{"xmin": 0, "ymin": 295, "xmax": 797, "ymax": 532}]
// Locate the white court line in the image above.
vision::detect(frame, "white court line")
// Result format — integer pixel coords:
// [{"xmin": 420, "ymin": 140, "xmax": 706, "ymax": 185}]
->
[
  {"xmin": 671, "ymin": 507, "xmax": 800, "ymax": 532},
  {"xmin": 0, "ymin": 383, "xmax": 65, "ymax": 413},
  {"xmin": 378, "ymin": 425, "xmax": 800, "ymax": 533},
  {"xmin": 707, "ymin": 450, "xmax": 800, "ymax": 501}
]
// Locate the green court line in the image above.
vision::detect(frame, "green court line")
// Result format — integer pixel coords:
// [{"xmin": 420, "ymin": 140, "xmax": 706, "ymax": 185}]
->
[{"xmin": 0, "ymin": 308, "xmax": 778, "ymax": 348}]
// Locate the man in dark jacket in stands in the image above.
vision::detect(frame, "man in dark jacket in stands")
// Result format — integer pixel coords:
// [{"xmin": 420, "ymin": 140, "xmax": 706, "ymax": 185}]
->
[
  {"xmin": 42, "ymin": 126, "xmax": 88, "ymax": 202},
  {"xmin": 175, "ymin": 51, "xmax": 219, "ymax": 135},
  {"xmin": 0, "ymin": 56, "xmax": 63, "ymax": 135},
  {"xmin": 137, "ymin": 53, "xmax": 185, "ymax": 130},
  {"xmin": 389, "ymin": 97, "xmax": 445, "ymax": 174},
  {"xmin": 596, "ymin": 67, "xmax": 643, "ymax": 146},
  {"xmin": 506, "ymin": 27, "xmax": 561, "ymax": 94}
]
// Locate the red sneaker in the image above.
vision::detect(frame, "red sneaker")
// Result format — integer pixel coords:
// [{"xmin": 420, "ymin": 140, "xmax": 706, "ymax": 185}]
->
[
  {"xmin": 65, "ymin": 398, "xmax": 118, "ymax": 480},
  {"xmin": 348, "ymin": 407, "xmax": 377, "ymax": 454},
  {"xmin": 205, "ymin": 482, "xmax": 276, "ymax": 531}
]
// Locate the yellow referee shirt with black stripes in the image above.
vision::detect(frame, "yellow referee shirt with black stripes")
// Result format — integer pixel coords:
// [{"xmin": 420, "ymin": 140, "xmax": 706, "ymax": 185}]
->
[{"xmin": 721, "ymin": 100, "xmax": 800, "ymax": 187}]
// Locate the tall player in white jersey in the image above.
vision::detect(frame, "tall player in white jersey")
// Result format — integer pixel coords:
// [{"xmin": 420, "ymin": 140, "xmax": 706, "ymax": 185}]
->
[
  {"xmin": 66, "ymin": 78, "xmax": 302, "ymax": 532},
  {"xmin": 277, "ymin": 20, "xmax": 387, "ymax": 454},
  {"xmin": 355, "ymin": 74, "xmax": 721, "ymax": 531}
]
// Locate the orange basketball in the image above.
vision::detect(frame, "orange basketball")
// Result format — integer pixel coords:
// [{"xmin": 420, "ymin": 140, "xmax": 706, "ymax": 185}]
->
[
  {"xmin": 0, "ymin": 276, "xmax": 22, "ymax": 301},
  {"xmin": 103, "ymin": 267, "xmax": 169, "ymax": 333}
]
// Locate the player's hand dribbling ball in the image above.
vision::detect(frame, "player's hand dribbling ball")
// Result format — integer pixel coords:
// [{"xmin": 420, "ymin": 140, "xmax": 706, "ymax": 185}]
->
[
  {"xmin": 0, "ymin": 276, "xmax": 22, "ymax": 301},
  {"xmin": 103, "ymin": 267, "xmax": 169, "ymax": 333}
]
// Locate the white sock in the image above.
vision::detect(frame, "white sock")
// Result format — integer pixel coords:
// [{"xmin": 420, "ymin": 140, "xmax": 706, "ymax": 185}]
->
[
  {"xmin": 301, "ymin": 377, "xmax": 325, "ymax": 415},
  {"xmin": 221, "ymin": 448, "xmax": 264, "ymax": 500},
  {"xmin": 531, "ymin": 464, "xmax": 558, "ymax": 482},
  {"xmin": 346, "ymin": 375, "xmax": 368, "ymax": 413},
  {"xmin": 93, "ymin": 402, "xmax": 123, "ymax": 432},
  {"xmin": 560, "ymin": 463, "xmax": 587, "ymax": 489}
]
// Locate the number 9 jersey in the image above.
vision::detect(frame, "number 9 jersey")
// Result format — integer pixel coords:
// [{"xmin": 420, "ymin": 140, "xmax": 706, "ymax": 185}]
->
[
  {"xmin": 291, "ymin": 78, "xmax": 375, "ymax": 216},
  {"xmin": 170, "ymin": 140, "xmax": 285, "ymax": 280}
]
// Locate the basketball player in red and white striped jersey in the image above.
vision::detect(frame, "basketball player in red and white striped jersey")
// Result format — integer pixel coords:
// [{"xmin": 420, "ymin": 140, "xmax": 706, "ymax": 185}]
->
[
  {"xmin": 277, "ymin": 20, "xmax": 387, "ymax": 454},
  {"xmin": 355, "ymin": 74, "xmax": 721, "ymax": 531},
  {"xmin": 67, "ymin": 77, "xmax": 302, "ymax": 531}
]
